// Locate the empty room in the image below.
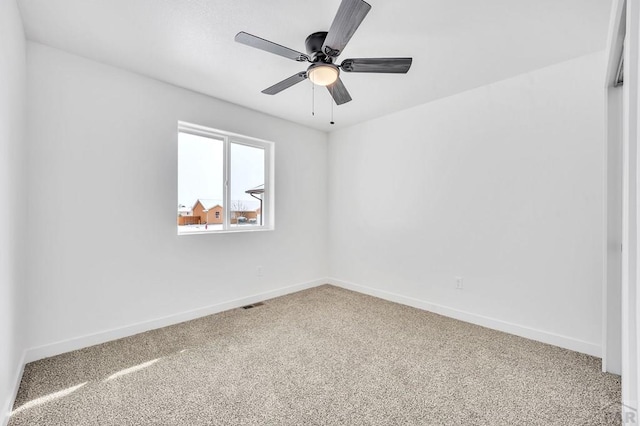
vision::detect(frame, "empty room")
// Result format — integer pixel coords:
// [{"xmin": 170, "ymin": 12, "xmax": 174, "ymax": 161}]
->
[{"xmin": 1, "ymin": 0, "xmax": 639, "ymax": 424}]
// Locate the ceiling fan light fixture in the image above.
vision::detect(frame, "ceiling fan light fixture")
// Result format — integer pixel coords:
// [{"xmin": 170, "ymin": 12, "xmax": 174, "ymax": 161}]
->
[{"xmin": 308, "ymin": 64, "xmax": 339, "ymax": 86}]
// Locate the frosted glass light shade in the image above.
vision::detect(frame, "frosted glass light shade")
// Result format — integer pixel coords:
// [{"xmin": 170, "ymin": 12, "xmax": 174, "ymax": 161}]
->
[{"xmin": 308, "ymin": 64, "xmax": 339, "ymax": 86}]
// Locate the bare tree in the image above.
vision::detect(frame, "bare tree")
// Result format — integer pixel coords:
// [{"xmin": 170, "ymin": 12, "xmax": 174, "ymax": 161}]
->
[{"xmin": 231, "ymin": 200, "xmax": 248, "ymax": 220}]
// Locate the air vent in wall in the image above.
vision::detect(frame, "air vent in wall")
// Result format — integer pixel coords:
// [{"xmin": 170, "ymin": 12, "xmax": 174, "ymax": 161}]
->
[{"xmin": 242, "ymin": 302, "xmax": 265, "ymax": 310}]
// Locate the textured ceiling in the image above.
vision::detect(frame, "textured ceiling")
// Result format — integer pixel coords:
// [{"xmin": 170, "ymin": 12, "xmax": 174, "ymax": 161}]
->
[{"xmin": 18, "ymin": 0, "xmax": 612, "ymax": 132}]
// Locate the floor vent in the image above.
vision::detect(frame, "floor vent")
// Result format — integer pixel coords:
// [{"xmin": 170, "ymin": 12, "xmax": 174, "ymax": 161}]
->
[{"xmin": 242, "ymin": 302, "xmax": 264, "ymax": 310}]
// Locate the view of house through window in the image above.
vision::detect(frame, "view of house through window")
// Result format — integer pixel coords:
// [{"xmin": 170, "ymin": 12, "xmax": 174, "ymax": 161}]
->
[{"xmin": 177, "ymin": 123, "xmax": 273, "ymax": 234}]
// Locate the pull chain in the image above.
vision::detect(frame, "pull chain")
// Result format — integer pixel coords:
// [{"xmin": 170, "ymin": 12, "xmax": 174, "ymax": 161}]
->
[
  {"xmin": 310, "ymin": 82, "xmax": 336, "ymax": 125},
  {"xmin": 330, "ymin": 85, "xmax": 335, "ymax": 125}
]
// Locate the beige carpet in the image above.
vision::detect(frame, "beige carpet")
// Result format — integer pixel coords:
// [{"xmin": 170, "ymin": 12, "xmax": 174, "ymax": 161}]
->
[{"xmin": 10, "ymin": 285, "xmax": 620, "ymax": 425}]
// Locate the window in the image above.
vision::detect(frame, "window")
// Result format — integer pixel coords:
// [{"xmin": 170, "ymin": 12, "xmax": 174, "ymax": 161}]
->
[{"xmin": 177, "ymin": 122, "xmax": 273, "ymax": 234}]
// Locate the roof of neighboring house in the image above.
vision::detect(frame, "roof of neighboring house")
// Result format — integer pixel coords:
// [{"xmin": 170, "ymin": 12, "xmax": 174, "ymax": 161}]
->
[
  {"xmin": 193, "ymin": 198, "xmax": 261, "ymax": 211},
  {"xmin": 178, "ymin": 206, "xmax": 192, "ymax": 214},
  {"xmin": 193, "ymin": 199, "xmax": 223, "ymax": 211}
]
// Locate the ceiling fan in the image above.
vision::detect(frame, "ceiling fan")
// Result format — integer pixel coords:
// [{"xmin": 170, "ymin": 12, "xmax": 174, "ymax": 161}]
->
[{"xmin": 234, "ymin": 0, "xmax": 412, "ymax": 106}]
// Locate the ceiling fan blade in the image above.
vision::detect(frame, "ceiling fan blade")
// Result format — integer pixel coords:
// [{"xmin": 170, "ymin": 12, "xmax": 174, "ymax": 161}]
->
[
  {"xmin": 341, "ymin": 57, "xmax": 413, "ymax": 73},
  {"xmin": 235, "ymin": 32, "xmax": 310, "ymax": 62},
  {"xmin": 321, "ymin": 0, "xmax": 371, "ymax": 58},
  {"xmin": 327, "ymin": 78, "xmax": 352, "ymax": 105},
  {"xmin": 262, "ymin": 72, "xmax": 308, "ymax": 95}
]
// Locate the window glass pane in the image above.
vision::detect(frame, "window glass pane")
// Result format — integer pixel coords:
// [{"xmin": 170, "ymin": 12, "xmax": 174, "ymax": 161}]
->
[
  {"xmin": 177, "ymin": 132, "xmax": 224, "ymax": 234},
  {"xmin": 230, "ymin": 142, "xmax": 265, "ymax": 228}
]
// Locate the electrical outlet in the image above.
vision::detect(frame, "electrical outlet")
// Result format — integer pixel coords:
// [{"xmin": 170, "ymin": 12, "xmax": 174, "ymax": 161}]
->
[
  {"xmin": 455, "ymin": 276, "xmax": 463, "ymax": 289},
  {"xmin": 257, "ymin": 266, "xmax": 263, "ymax": 277}
]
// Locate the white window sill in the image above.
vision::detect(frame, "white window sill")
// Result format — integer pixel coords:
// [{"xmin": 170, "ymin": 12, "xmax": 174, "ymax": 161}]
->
[{"xmin": 177, "ymin": 226, "xmax": 274, "ymax": 236}]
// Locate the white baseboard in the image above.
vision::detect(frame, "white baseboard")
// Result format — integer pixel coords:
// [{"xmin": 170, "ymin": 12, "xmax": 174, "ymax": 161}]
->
[
  {"xmin": 25, "ymin": 278, "xmax": 326, "ymax": 363},
  {"xmin": 23, "ymin": 277, "xmax": 602, "ymax": 362},
  {"xmin": 2, "ymin": 350, "xmax": 26, "ymax": 426},
  {"xmin": 328, "ymin": 278, "xmax": 601, "ymax": 357}
]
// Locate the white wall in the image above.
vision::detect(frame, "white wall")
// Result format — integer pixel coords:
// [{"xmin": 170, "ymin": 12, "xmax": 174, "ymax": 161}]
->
[
  {"xmin": 0, "ymin": 0, "xmax": 26, "ymax": 423},
  {"xmin": 24, "ymin": 42, "xmax": 328, "ymax": 357},
  {"xmin": 328, "ymin": 52, "xmax": 605, "ymax": 356}
]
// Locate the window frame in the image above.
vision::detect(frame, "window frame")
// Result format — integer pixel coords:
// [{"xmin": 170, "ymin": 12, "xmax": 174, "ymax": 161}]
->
[{"xmin": 178, "ymin": 121, "xmax": 274, "ymax": 235}]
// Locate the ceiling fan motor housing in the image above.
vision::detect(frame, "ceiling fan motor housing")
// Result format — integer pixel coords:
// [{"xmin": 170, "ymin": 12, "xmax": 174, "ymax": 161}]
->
[{"xmin": 305, "ymin": 32, "xmax": 331, "ymax": 62}]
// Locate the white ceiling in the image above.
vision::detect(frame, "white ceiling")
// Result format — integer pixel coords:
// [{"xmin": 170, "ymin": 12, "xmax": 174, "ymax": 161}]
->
[{"xmin": 18, "ymin": 0, "xmax": 612, "ymax": 132}]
